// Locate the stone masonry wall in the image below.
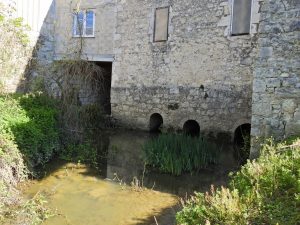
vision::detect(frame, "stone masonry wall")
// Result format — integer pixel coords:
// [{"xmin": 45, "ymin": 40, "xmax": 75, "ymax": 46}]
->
[
  {"xmin": 54, "ymin": 0, "xmax": 116, "ymax": 61},
  {"xmin": 27, "ymin": 0, "xmax": 56, "ymax": 94},
  {"xmin": 7, "ymin": 0, "xmax": 299, "ymax": 148},
  {"xmin": 51, "ymin": 0, "xmax": 116, "ymax": 107},
  {"xmin": 1, "ymin": 0, "xmax": 55, "ymax": 93},
  {"xmin": 251, "ymin": 0, "xmax": 300, "ymax": 156},
  {"xmin": 111, "ymin": 0, "xmax": 261, "ymax": 139}
]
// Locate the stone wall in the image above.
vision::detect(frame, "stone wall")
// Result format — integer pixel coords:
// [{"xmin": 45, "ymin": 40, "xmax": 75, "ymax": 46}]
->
[
  {"xmin": 54, "ymin": 0, "xmax": 116, "ymax": 61},
  {"xmin": 8, "ymin": 0, "xmax": 299, "ymax": 148},
  {"xmin": 251, "ymin": 0, "xmax": 300, "ymax": 157},
  {"xmin": 26, "ymin": 0, "xmax": 56, "ymax": 94},
  {"xmin": 111, "ymin": 0, "xmax": 261, "ymax": 139},
  {"xmin": 0, "ymin": 0, "xmax": 54, "ymax": 93},
  {"xmin": 49, "ymin": 0, "xmax": 116, "ymax": 108}
]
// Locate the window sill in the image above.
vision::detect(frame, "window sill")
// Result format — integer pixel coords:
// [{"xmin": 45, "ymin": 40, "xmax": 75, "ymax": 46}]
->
[
  {"xmin": 231, "ymin": 33, "xmax": 250, "ymax": 36},
  {"xmin": 153, "ymin": 40, "xmax": 168, "ymax": 43},
  {"xmin": 72, "ymin": 35, "xmax": 95, "ymax": 38}
]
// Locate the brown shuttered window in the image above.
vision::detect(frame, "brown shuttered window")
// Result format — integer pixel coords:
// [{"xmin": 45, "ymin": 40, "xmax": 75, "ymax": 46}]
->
[
  {"xmin": 154, "ymin": 7, "xmax": 169, "ymax": 42},
  {"xmin": 231, "ymin": 0, "xmax": 252, "ymax": 35}
]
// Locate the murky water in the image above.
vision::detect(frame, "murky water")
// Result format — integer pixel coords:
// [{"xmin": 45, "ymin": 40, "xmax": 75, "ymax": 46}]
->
[{"xmin": 23, "ymin": 130, "xmax": 238, "ymax": 225}]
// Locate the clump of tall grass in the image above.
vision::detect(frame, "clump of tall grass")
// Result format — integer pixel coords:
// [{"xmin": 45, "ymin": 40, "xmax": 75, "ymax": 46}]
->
[{"xmin": 143, "ymin": 133, "xmax": 220, "ymax": 175}]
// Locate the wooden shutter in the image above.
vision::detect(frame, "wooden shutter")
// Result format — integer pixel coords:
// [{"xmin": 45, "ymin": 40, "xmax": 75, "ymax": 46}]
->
[
  {"xmin": 154, "ymin": 7, "xmax": 169, "ymax": 42},
  {"xmin": 231, "ymin": 0, "xmax": 252, "ymax": 35}
]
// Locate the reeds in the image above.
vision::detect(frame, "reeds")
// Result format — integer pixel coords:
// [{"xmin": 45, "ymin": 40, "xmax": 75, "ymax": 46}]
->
[{"xmin": 143, "ymin": 133, "xmax": 220, "ymax": 175}]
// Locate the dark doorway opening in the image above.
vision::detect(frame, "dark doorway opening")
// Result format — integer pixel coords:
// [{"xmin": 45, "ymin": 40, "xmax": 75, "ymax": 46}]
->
[
  {"xmin": 95, "ymin": 62, "xmax": 112, "ymax": 115},
  {"xmin": 149, "ymin": 113, "xmax": 163, "ymax": 132},
  {"xmin": 183, "ymin": 120, "xmax": 200, "ymax": 137},
  {"xmin": 234, "ymin": 123, "xmax": 251, "ymax": 164}
]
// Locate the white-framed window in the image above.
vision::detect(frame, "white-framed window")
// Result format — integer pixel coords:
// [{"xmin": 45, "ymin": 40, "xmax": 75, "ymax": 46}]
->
[
  {"xmin": 231, "ymin": 0, "xmax": 252, "ymax": 35},
  {"xmin": 73, "ymin": 10, "xmax": 95, "ymax": 37}
]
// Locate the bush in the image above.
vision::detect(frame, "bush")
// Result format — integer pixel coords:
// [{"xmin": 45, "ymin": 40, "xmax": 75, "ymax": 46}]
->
[
  {"xmin": 143, "ymin": 133, "xmax": 220, "ymax": 176},
  {"xmin": 0, "ymin": 93, "xmax": 60, "ymax": 223},
  {"xmin": 0, "ymin": 93, "xmax": 60, "ymax": 169},
  {"xmin": 176, "ymin": 137, "xmax": 300, "ymax": 225}
]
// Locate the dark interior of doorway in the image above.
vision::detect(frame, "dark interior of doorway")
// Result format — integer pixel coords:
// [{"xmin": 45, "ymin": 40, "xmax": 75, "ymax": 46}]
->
[{"xmin": 94, "ymin": 62, "xmax": 112, "ymax": 115}]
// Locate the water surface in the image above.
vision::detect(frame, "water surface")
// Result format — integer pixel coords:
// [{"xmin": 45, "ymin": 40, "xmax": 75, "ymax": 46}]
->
[{"xmin": 24, "ymin": 130, "xmax": 238, "ymax": 225}]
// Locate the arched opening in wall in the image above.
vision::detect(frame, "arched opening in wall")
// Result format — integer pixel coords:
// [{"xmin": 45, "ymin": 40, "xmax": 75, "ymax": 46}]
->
[
  {"xmin": 183, "ymin": 120, "xmax": 200, "ymax": 137},
  {"xmin": 149, "ymin": 113, "xmax": 163, "ymax": 132},
  {"xmin": 234, "ymin": 123, "xmax": 251, "ymax": 164}
]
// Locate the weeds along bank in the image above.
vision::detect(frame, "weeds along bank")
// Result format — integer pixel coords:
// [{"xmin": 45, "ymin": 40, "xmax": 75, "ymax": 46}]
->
[
  {"xmin": 0, "ymin": 93, "xmax": 60, "ymax": 223},
  {"xmin": 176, "ymin": 137, "xmax": 300, "ymax": 225}
]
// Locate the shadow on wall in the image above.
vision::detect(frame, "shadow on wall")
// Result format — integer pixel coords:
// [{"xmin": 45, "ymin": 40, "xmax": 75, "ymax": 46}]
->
[{"xmin": 14, "ymin": 0, "xmax": 55, "ymax": 93}]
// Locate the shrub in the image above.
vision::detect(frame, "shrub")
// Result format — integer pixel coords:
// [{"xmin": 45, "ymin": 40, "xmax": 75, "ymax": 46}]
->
[
  {"xmin": 143, "ymin": 133, "xmax": 220, "ymax": 176},
  {"xmin": 0, "ymin": 93, "xmax": 60, "ymax": 169},
  {"xmin": 176, "ymin": 137, "xmax": 300, "ymax": 225},
  {"xmin": 0, "ymin": 93, "xmax": 59, "ymax": 223}
]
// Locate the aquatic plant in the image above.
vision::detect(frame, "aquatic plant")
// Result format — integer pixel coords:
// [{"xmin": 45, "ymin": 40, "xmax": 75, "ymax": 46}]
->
[
  {"xmin": 176, "ymin": 137, "xmax": 300, "ymax": 225},
  {"xmin": 143, "ymin": 133, "xmax": 220, "ymax": 176}
]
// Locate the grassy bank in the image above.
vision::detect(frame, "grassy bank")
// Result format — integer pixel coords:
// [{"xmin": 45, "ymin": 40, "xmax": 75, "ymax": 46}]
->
[
  {"xmin": 0, "ymin": 93, "xmax": 60, "ymax": 223},
  {"xmin": 176, "ymin": 137, "xmax": 300, "ymax": 225}
]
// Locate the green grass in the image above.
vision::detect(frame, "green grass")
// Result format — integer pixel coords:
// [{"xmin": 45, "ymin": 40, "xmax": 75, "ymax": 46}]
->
[
  {"xmin": 176, "ymin": 137, "xmax": 300, "ymax": 225},
  {"xmin": 143, "ymin": 133, "xmax": 220, "ymax": 176}
]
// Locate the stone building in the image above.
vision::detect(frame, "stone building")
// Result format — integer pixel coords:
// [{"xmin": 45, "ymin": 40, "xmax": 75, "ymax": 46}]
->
[
  {"xmin": 6, "ymin": 0, "xmax": 300, "ymax": 155},
  {"xmin": 250, "ymin": 0, "xmax": 300, "ymax": 157}
]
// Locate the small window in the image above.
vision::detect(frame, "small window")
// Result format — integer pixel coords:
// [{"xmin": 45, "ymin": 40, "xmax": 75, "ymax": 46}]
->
[
  {"xmin": 231, "ymin": 0, "xmax": 252, "ymax": 35},
  {"xmin": 73, "ymin": 10, "xmax": 95, "ymax": 37},
  {"xmin": 154, "ymin": 7, "xmax": 169, "ymax": 42}
]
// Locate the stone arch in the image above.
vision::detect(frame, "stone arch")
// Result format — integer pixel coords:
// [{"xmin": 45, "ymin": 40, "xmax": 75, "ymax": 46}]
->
[
  {"xmin": 149, "ymin": 113, "xmax": 163, "ymax": 132},
  {"xmin": 234, "ymin": 123, "xmax": 251, "ymax": 163},
  {"xmin": 183, "ymin": 120, "xmax": 200, "ymax": 136},
  {"xmin": 232, "ymin": 119, "xmax": 251, "ymax": 137}
]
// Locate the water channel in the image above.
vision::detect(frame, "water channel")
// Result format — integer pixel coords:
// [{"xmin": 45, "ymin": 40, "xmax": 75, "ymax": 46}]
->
[{"xmin": 23, "ymin": 130, "xmax": 239, "ymax": 225}]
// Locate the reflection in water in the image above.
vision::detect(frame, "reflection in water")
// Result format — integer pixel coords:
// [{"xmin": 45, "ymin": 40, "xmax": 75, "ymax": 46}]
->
[
  {"xmin": 24, "ymin": 130, "xmax": 238, "ymax": 225},
  {"xmin": 106, "ymin": 130, "xmax": 238, "ymax": 196}
]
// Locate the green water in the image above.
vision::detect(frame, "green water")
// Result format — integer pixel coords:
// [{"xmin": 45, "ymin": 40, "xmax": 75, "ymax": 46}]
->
[{"xmin": 24, "ymin": 130, "xmax": 238, "ymax": 225}]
